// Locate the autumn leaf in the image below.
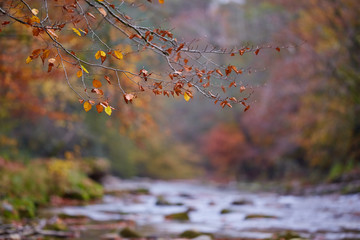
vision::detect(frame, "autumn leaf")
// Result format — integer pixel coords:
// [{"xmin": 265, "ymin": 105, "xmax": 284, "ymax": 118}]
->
[
  {"xmin": 95, "ymin": 50, "xmax": 106, "ymax": 59},
  {"xmin": 77, "ymin": 70, "xmax": 83, "ymax": 78},
  {"xmin": 26, "ymin": 56, "xmax": 32, "ymax": 64},
  {"xmin": 96, "ymin": 104, "xmax": 104, "ymax": 113},
  {"xmin": 159, "ymin": 0, "xmax": 164, "ymax": 3},
  {"xmin": 276, "ymin": 47, "xmax": 281, "ymax": 52},
  {"xmin": 104, "ymin": 75, "xmax": 111, "ymax": 85},
  {"xmin": 113, "ymin": 50, "xmax": 123, "ymax": 60},
  {"xmin": 72, "ymin": 28, "xmax": 81, "ymax": 36},
  {"xmin": 105, "ymin": 106, "xmax": 112, "ymax": 116},
  {"xmin": 84, "ymin": 101, "xmax": 92, "ymax": 112},
  {"xmin": 47, "ymin": 29, "xmax": 58, "ymax": 38},
  {"xmin": 81, "ymin": 65, "xmax": 89, "ymax": 73},
  {"xmin": 255, "ymin": 48, "xmax": 260, "ymax": 55},
  {"xmin": 31, "ymin": 9, "xmax": 39, "ymax": 15},
  {"xmin": 92, "ymin": 88, "xmax": 104, "ymax": 95},
  {"xmin": 93, "ymin": 79, "xmax": 102, "ymax": 88},
  {"xmin": 98, "ymin": 8, "xmax": 107, "ymax": 17},
  {"xmin": 216, "ymin": 69, "xmax": 223, "ymax": 77},
  {"xmin": 30, "ymin": 16, "xmax": 40, "ymax": 24},
  {"xmin": 124, "ymin": 93, "xmax": 135, "ymax": 104},
  {"xmin": 86, "ymin": 12, "xmax": 96, "ymax": 19},
  {"xmin": 184, "ymin": 92, "xmax": 191, "ymax": 102}
]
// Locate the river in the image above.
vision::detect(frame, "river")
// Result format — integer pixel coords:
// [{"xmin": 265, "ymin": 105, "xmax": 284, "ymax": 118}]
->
[{"xmin": 53, "ymin": 178, "xmax": 360, "ymax": 240}]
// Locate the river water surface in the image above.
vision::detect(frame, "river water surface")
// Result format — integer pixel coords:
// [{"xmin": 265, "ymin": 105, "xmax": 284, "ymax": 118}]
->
[{"xmin": 54, "ymin": 178, "xmax": 360, "ymax": 240}]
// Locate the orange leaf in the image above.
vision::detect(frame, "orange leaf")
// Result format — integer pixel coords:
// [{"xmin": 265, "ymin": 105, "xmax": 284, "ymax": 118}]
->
[
  {"xmin": 159, "ymin": 0, "xmax": 164, "ymax": 3},
  {"xmin": 93, "ymin": 79, "xmax": 102, "ymax": 88},
  {"xmin": 77, "ymin": 70, "xmax": 83, "ymax": 78},
  {"xmin": 96, "ymin": 104, "xmax": 104, "ymax": 113},
  {"xmin": 216, "ymin": 69, "xmax": 223, "ymax": 77},
  {"xmin": 276, "ymin": 47, "xmax": 280, "ymax": 52},
  {"xmin": 84, "ymin": 101, "xmax": 92, "ymax": 112},
  {"xmin": 255, "ymin": 48, "xmax": 260, "ymax": 55}
]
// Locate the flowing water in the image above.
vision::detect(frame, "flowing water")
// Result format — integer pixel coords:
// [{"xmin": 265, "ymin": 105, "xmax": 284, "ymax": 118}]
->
[{"xmin": 53, "ymin": 178, "xmax": 360, "ymax": 240}]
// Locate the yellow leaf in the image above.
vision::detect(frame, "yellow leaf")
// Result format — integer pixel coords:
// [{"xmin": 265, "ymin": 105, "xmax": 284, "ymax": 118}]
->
[
  {"xmin": 95, "ymin": 50, "xmax": 106, "ymax": 59},
  {"xmin": 81, "ymin": 65, "xmax": 89, "ymax": 73},
  {"xmin": 30, "ymin": 16, "xmax": 40, "ymax": 24},
  {"xmin": 93, "ymin": 79, "xmax": 102, "ymax": 88},
  {"xmin": 31, "ymin": 8, "xmax": 39, "ymax": 15},
  {"xmin": 77, "ymin": 70, "xmax": 83, "ymax": 78},
  {"xmin": 105, "ymin": 106, "xmax": 112, "ymax": 116},
  {"xmin": 113, "ymin": 50, "xmax": 123, "ymax": 60},
  {"xmin": 26, "ymin": 56, "xmax": 32, "ymax": 64},
  {"xmin": 72, "ymin": 28, "xmax": 81, "ymax": 36},
  {"xmin": 84, "ymin": 101, "xmax": 92, "ymax": 112},
  {"xmin": 184, "ymin": 92, "xmax": 190, "ymax": 102},
  {"xmin": 159, "ymin": 0, "xmax": 164, "ymax": 3}
]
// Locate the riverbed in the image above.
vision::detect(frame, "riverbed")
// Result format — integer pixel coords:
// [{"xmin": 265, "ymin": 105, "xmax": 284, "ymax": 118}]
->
[{"xmin": 53, "ymin": 178, "xmax": 360, "ymax": 240}]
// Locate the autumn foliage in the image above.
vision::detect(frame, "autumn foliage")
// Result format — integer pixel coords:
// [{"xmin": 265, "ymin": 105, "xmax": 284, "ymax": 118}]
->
[{"xmin": 0, "ymin": 0, "xmax": 283, "ymax": 114}]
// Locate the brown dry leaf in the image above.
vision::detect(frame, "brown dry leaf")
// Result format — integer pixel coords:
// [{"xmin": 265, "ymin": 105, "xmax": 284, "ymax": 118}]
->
[
  {"xmin": 48, "ymin": 58, "xmax": 56, "ymax": 64},
  {"xmin": 98, "ymin": 8, "xmax": 107, "ymax": 17},
  {"xmin": 124, "ymin": 93, "xmax": 135, "ymax": 104},
  {"xmin": 104, "ymin": 75, "xmax": 111, "ymax": 85},
  {"xmin": 31, "ymin": 8, "xmax": 39, "ymax": 15},
  {"xmin": 47, "ymin": 29, "xmax": 58, "ymax": 38},
  {"xmin": 86, "ymin": 12, "xmax": 96, "ymax": 19}
]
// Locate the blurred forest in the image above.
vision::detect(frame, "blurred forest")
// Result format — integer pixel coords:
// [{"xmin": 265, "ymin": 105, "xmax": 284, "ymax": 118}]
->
[{"xmin": 1, "ymin": 0, "xmax": 360, "ymax": 184}]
